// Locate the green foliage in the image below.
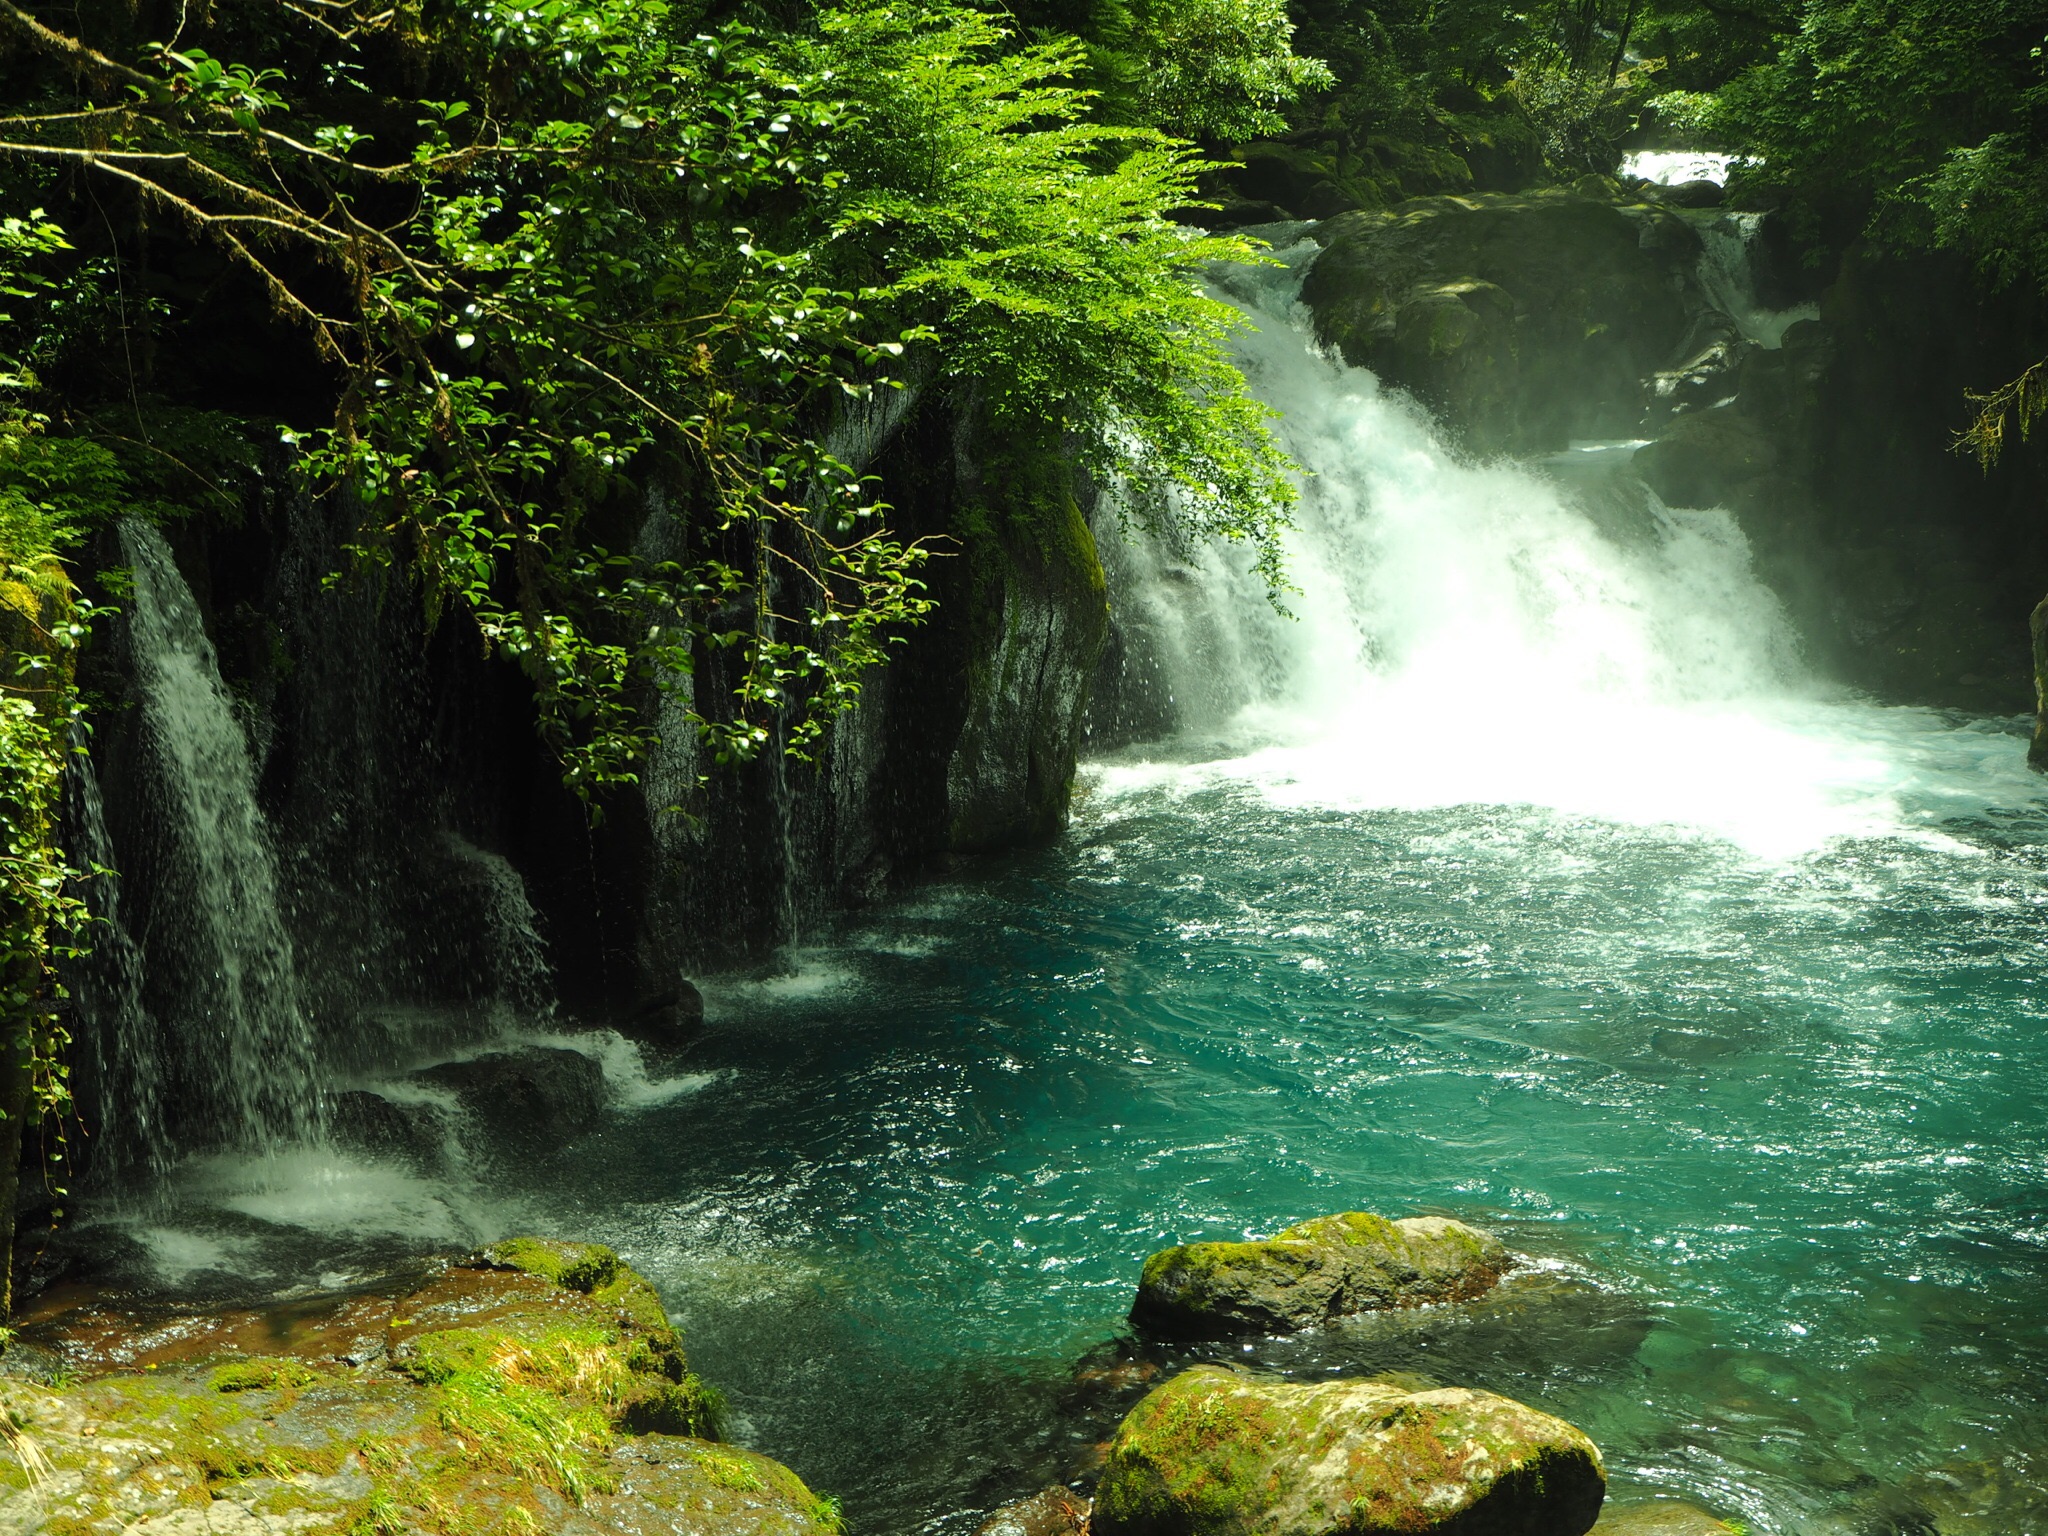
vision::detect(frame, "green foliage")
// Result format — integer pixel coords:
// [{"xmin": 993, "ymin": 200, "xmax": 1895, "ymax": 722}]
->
[
  {"xmin": 1091, "ymin": 0, "xmax": 1333, "ymax": 139},
  {"xmin": 807, "ymin": 3, "xmax": 1299, "ymax": 589},
  {"xmin": 0, "ymin": 416, "xmax": 89, "ymax": 1169},
  {"xmin": 0, "ymin": 210, "xmax": 68, "ymax": 393},
  {"xmin": 1712, "ymin": 0, "xmax": 2046, "ymax": 247},
  {"xmin": 0, "ymin": 0, "xmax": 1316, "ymax": 800},
  {"xmin": 1512, "ymin": 44, "xmax": 1661, "ymax": 176},
  {"xmin": 1699, "ymin": 0, "xmax": 2048, "ymax": 456}
]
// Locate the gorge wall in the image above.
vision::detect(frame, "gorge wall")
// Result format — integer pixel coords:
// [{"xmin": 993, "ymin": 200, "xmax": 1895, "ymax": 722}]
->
[{"xmin": 59, "ymin": 393, "xmax": 1112, "ymax": 1190}]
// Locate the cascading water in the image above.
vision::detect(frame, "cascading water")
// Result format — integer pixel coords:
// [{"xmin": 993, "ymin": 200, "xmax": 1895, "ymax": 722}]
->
[
  {"xmin": 1098, "ymin": 235, "xmax": 2001, "ymax": 858},
  {"xmin": 119, "ymin": 519, "xmax": 323, "ymax": 1156},
  {"xmin": 1690, "ymin": 211, "xmax": 1819, "ymax": 349},
  {"xmin": 62, "ymin": 749, "xmax": 169, "ymax": 1189}
]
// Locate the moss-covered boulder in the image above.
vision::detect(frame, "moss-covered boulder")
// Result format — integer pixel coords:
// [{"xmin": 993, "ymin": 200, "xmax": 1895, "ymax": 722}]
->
[
  {"xmin": 1131, "ymin": 1214, "xmax": 1510, "ymax": 1338},
  {"xmin": 1302, "ymin": 192, "xmax": 1702, "ymax": 454},
  {"xmin": 2, "ymin": 1237, "xmax": 840, "ymax": 1536},
  {"xmin": 1091, "ymin": 1366, "xmax": 1605, "ymax": 1536}
]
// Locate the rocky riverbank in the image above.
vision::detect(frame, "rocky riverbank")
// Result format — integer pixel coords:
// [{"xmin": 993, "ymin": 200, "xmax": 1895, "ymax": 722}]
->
[
  {"xmin": 0, "ymin": 1214, "xmax": 1768, "ymax": 1536},
  {"xmin": 0, "ymin": 1239, "xmax": 832, "ymax": 1535}
]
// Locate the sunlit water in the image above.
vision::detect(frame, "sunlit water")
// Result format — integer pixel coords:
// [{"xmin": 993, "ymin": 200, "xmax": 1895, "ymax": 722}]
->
[{"xmin": 74, "ymin": 247, "xmax": 2048, "ymax": 1536}]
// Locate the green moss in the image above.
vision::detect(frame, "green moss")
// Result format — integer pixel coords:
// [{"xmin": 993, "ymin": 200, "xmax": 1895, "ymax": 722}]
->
[
  {"xmin": 480, "ymin": 1237, "xmax": 619, "ymax": 1292},
  {"xmin": 694, "ymin": 1445, "xmax": 769, "ymax": 1492},
  {"xmin": 211, "ymin": 1358, "xmax": 322, "ymax": 1394},
  {"xmin": 1281, "ymin": 1211, "xmax": 1400, "ymax": 1248},
  {"xmin": 1098, "ymin": 1368, "xmax": 1283, "ymax": 1529},
  {"xmin": 10, "ymin": 1248, "xmax": 855, "ymax": 1535},
  {"xmin": 621, "ymin": 1374, "xmax": 725, "ymax": 1438}
]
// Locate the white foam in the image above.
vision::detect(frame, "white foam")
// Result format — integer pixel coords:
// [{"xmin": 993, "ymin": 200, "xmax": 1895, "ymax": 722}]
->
[
  {"xmin": 1623, "ymin": 149, "xmax": 1741, "ymax": 185},
  {"xmin": 1094, "ymin": 252, "xmax": 2046, "ymax": 861},
  {"xmin": 701, "ymin": 955, "xmax": 859, "ymax": 1010},
  {"xmin": 129, "ymin": 1225, "xmax": 260, "ymax": 1286},
  {"xmin": 178, "ymin": 1147, "xmax": 496, "ymax": 1245},
  {"xmin": 521, "ymin": 1028, "xmax": 719, "ymax": 1109}
]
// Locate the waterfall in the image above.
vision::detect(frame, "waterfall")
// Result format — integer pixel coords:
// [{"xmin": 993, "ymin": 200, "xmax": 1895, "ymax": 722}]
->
[
  {"xmin": 1690, "ymin": 211, "xmax": 1818, "ymax": 350},
  {"xmin": 63, "ymin": 748, "xmax": 170, "ymax": 1188},
  {"xmin": 119, "ymin": 520, "xmax": 323, "ymax": 1155},
  {"xmin": 1098, "ymin": 238, "xmax": 1914, "ymax": 858}
]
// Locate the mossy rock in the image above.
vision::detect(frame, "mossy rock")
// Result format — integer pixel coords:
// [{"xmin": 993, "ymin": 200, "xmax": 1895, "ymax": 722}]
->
[
  {"xmin": 2, "ymin": 1237, "xmax": 824, "ymax": 1535},
  {"xmin": 1131, "ymin": 1213, "xmax": 1510, "ymax": 1338},
  {"xmin": 1092, "ymin": 1365, "xmax": 1605, "ymax": 1536}
]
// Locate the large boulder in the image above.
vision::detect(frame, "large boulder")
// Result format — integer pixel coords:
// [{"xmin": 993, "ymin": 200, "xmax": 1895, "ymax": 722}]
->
[
  {"xmin": 1302, "ymin": 191, "xmax": 1701, "ymax": 453},
  {"xmin": 5, "ymin": 1237, "xmax": 838, "ymax": 1535},
  {"xmin": 946, "ymin": 444, "xmax": 1112, "ymax": 852},
  {"xmin": 414, "ymin": 1044, "xmax": 606, "ymax": 1152},
  {"xmin": 1633, "ymin": 405, "xmax": 1782, "ymax": 509},
  {"xmin": 1132, "ymin": 1213, "xmax": 1510, "ymax": 1338},
  {"xmin": 1092, "ymin": 1366, "xmax": 1606, "ymax": 1536}
]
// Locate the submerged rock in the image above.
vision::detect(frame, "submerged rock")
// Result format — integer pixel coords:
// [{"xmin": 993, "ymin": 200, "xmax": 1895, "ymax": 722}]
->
[
  {"xmin": 975, "ymin": 1486, "xmax": 1092, "ymax": 1536},
  {"xmin": 1131, "ymin": 1213, "xmax": 1510, "ymax": 1337},
  {"xmin": 1092, "ymin": 1365, "xmax": 1605, "ymax": 1536},
  {"xmin": 1592, "ymin": 1501, "xmax": 1744, "ymax": 1536},
  {"xmin": 414, "ymin": 1045, "xmax": 606, "ymax": 1151},
  {"xmin": 3, "ymin": 1237, "xmax": 838, "ymax": 1535}
]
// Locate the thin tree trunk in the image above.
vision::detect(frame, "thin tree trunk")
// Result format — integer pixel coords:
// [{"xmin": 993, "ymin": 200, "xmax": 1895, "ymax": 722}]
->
[{"xmin": 1608, "ymin": 0, "xmax": 1642, "ymax": 80}]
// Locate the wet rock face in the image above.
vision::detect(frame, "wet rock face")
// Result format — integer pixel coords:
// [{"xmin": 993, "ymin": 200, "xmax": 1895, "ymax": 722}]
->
[
  {"xmin": 1091, "ymin": 1365, "xmax": 1606, "ymax": 1536},
  {"xmin": 2, "ymin": 1238, "xmax": 836, "ymax": 1536},
  {"xmin": 1633, "ymin": 405, "xmax": 1783, "ymax": 510},
  {"xmin": 1131, "ymin": 1213, "xmax": 1511, "ymax": 1338},
  {"xmin": 1302, "ymin": 191, "xmax": 1700, "ymax": 455},
  {"xmin": 946, "ymin": 459, "xmax": 1112, "ymax": 854}
]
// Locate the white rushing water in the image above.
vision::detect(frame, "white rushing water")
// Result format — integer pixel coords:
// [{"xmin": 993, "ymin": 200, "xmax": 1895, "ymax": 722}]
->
[
  {"xmin": 122, "ymin": 520, "xmax": 324, "ymax": 1155},
  {"xmin": 1096, "ymin": 241, "xmax": 2039, "ymax": 859},
  {"xmin": 1621, "ymin": 149, "xmax": 1741, "ymax": 186}
]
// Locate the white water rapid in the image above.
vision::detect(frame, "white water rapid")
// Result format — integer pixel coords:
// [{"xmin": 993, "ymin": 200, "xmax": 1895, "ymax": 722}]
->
[
  {"xmin": 121, "ymin": 520, "xmax": 324, "ymax": 1155},
  {"xmin": 1097, "ymin": 239, "xmax": 2038, "ymax": 860}
]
